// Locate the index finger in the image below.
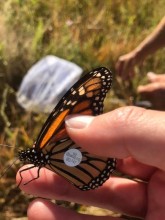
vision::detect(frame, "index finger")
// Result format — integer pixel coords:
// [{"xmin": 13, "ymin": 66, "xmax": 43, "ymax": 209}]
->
[{"xmin": 16, "ymin": 166, "xmax": 147, "ymax": 218}]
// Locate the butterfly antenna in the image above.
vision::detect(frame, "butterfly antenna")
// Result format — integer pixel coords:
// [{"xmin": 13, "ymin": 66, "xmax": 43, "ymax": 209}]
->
[
  {"xmin": 0, "ymin": 157, "xmax": 19, "ymax": 179},
  {"xmin": 0, "ymin": 144, "xmax": 14, "ymax": 148}
]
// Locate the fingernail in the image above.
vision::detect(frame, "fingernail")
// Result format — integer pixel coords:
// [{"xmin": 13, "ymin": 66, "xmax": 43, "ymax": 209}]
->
[{"xmin": 65, "ymin": 115, "xmax": 94, "ymax": 129}]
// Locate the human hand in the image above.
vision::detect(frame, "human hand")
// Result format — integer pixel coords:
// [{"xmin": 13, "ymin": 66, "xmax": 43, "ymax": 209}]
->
[
  {"xmin": 138, "ymin": 72, "xmax": 165, "ymax": 110},
  {"xmin": 16, "ymin": 107, "xmax": 165, "ymax": 220},
  {"xmin": 115, "ymin": 50, "xmax": 141, "ymax": 79}
]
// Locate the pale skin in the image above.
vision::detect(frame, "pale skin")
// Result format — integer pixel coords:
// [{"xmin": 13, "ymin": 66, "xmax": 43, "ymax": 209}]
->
[
  {"xmin": 137, "ymin": 72, "xmax": 165, "ymax": 110},
  {"xmin": 115, "ymin": 16, "xmax": 165, "ymax": 110},
  {"xmin": 17, "ymin": 106, "xmax": 165, "ymax": 220}
]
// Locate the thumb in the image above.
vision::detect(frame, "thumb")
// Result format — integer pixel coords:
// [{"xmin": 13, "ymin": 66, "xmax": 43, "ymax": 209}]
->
[{"xmin": 65, "ymin": 107, "xmax": 165, "ymax": 171}]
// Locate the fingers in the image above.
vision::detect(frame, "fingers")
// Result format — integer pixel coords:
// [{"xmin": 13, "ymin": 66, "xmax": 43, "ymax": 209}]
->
[
  {"xmin": 65, "ymin": 106, "xmax": 165, "ymax": 171},
  {"xmin": 28, "ymin": 198, "xmax": 122, "ymax": 220},
  {"xmin": 138, "ymin": 82, "xmax": 165, "ymax": 93},
  {"xmin": 16, "ymin": 167, "xmax": 147, "ymax": 218},
  {"xmin": 117, "ymin": 158, "xmax": 156, "ymax": 180},
  {"xmin": 115, "ymin": 57, "xmax": 133, "ymax": 79},
  {"xmin": 137, "ymin": 82, "xmax": 165, "ymax": 110},
  {"xmin": 115, "ymin": 52, "xmax": 137, "ymax": 79},
  {"xmin": 147, "ymin": 72, "xmax": 165, "ymax": 82}
]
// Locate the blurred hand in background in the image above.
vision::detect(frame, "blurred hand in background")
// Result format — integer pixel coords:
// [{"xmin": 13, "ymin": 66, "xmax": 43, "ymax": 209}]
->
[
  {"xmin": 115, "ymin": 16, "xmax": 165, "ymax": 110},
  {"xmin": 115, "ymin": 16, "xmax": 165, "ymax": 80},
  {"xmin": 137, "ymin": 72, "xmax": 165, "ymax": 110}
]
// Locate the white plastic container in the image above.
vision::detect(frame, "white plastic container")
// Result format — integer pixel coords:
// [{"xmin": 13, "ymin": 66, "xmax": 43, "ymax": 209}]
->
[{"xmin": 17, "ymin": 55, "xmax": 83, "ymax": 113}]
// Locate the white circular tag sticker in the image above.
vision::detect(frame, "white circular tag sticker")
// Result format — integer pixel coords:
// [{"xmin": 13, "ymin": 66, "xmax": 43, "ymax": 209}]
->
[{"xmin": 64, "ymin": 149, "xmax": 82, "ymax": 167}]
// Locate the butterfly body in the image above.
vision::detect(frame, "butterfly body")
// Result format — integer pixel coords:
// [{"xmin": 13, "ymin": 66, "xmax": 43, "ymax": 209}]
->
[{"xmin": 18, "ymin": 67, "xmax": 116, "ymax": 190}]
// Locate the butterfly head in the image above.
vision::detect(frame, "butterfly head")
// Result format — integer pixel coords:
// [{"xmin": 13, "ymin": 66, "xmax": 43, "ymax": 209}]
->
[{"xmin": 18, "ymin": 148, "xmax": 50, "ymax": 167}]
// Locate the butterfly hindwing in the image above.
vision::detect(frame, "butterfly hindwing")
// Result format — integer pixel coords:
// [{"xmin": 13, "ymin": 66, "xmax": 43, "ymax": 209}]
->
[{"xmin": 43, "ymin": 138, "xmax": 116, "ymax": 190}]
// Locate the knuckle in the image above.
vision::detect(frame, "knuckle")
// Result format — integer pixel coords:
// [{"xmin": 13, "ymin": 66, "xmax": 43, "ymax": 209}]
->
[{"xmin": 112, "ymin": 106, "xmax": 147, "ymax": 128}]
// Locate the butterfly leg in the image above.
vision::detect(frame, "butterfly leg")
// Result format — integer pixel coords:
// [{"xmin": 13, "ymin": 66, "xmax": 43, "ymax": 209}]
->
[
  {"xmin": 23, "ymin": 167, "xmax": 42, "ymax": 185},
  {"xmin": 17, "ymin": 165, "xmax": 36, "ymax": 187}
]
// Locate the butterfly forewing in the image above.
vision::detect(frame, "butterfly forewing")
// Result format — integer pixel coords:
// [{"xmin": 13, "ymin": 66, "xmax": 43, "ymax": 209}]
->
[{"xmin": 36, "ymin": 67, "xmax": 112, "ymax": 149}]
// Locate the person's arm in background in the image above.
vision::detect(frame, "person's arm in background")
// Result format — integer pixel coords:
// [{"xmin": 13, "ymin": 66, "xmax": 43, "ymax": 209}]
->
[{"xmin": 116, "ymin": 16, "xmax": 165, "ymax": 79}]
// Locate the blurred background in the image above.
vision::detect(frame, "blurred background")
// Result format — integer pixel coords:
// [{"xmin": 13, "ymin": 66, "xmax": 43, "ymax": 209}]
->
[{"xmin": 0, "ymin": 0, "xmax": 165, "ymax": 219}]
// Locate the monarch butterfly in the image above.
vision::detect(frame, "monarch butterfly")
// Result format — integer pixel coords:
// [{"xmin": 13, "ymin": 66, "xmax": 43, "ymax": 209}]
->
[{"xmin": 18, "ymin": 67, "xmax": 116, "ymax": 191}]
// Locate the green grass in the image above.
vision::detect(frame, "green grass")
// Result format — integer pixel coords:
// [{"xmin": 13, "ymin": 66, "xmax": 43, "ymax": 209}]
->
[{"xmin": 0, "ymin": 0, "xmax": 165, "ymax": 219}]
